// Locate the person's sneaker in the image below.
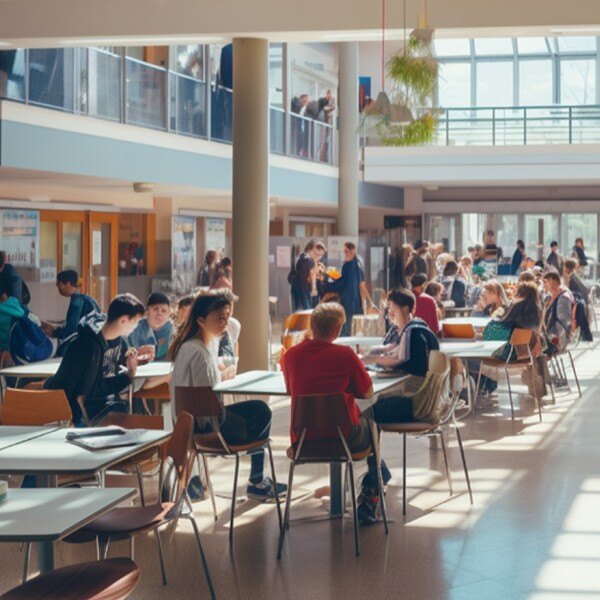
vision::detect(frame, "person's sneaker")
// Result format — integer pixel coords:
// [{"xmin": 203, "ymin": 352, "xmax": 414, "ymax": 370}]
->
[
  {"xmin": 187, "ymin": 475, "xmax": 208, "ymax": 502},
  {"xmin": 246, "ymin": 477, "xmax": 287, "ymax": 502},
  {"xmin": 357, "ymin": 489, "xmax": 380, "ymax": 526}
]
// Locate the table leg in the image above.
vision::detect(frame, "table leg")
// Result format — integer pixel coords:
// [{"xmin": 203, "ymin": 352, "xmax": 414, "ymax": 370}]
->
[
  {"xmin": 329, "ymin": 463, "xmax": 343, "ymax": 518},
  {"xmin": 128, "ymin": 384, "xmax": 133, "ymax": 413},
  {"xmin": 35, "ymin": 474, "xmax": 57, "ymax": 573}
]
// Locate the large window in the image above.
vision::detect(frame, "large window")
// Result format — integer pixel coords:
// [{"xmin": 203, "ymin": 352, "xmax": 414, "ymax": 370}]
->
[
  {"xmin": 524, "ymin": 215, "xmax": 560, "ymax": 260},
  {"xmin": 561, "ymin": 59, "xmax": 597, "ymax": 104},
  {"xmin": 476, "ymin": 61, "xmax": 513, "ymax": 106},
  {"xmin": 562, "ymin": 214, "xmax": 598, "ymax": 262},
  {"xmin": 519, "ymin": 59, "xmax": 553, "ymax": 105},
  {"xmin": 438, "ymin": 62, "xmax": 471, "ymax": 107}
]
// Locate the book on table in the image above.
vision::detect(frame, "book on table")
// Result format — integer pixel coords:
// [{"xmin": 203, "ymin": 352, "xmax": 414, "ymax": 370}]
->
[{"xmin": 65, "ymin": 427, "xmax": 147, "ymax": 450}]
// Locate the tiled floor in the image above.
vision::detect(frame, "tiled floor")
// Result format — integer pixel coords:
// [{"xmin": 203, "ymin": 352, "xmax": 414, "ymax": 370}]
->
[{"xmin": 2, "ymin": 337, "xmax": 599, "ymax": 599}]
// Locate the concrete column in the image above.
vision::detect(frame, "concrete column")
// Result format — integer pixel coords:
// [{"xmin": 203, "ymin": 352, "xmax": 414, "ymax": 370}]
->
[
  {"xmin": 338, "ymin": 42, "xmax": 360, "ymax": 237},
  {"xmin": 153, "ymin": 197, "xmax": 174, "ymax": 274},
  {"xmin": 232, "ymin": 38, "xmax": 270, "ymax": 371}
]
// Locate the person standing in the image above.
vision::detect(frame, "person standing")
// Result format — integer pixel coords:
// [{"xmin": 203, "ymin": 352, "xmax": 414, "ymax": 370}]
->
[
  {"xmin": 289, "ymin": 240, "xmax": 325, "ymax": 312},
  {"xmin": 573, "ymin": 237, "xmax": 588, "ymax": 268},
  {"xmin": 326, "ymin": 242, "xmax": 362, "ymax": 336},
  {"xmin": 546, "ymin": 241, "xmax": 564, "ymax": 274},
  {"xmin": 0, "ymin": 251, "xmax": 26, "ymax": 305},
  {"xmin": 511, "ymin": 240, "xmax": 526, "ymax": 275},
  {"xmin": 197, "ymin": 250, "xmax": 218, "ymax": 287}
]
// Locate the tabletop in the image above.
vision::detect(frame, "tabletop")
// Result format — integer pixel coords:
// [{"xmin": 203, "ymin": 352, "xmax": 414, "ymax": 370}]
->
[
  {"xmin": 439, "ymin": 340, "xmax": 504, "ymax": 359},
  {"xmin": 0, "ymin": 428, "xmax": 171, "ymax": 475},
  {"xmin": 0, "ymin": 426, "xmax": 57, "ymax": 451},
  {"xmin": 440, "ymin": 317, "xmax": 491, "ymax": 328},
  {"xmin": 334, "ymin": 336, "xmax": 382, "ymax": 348},
  {"xmin": 0, "ymin": 360, "xmax": 172, "ymax": 381},
  {"xmin": 213, "ymin": 370, "xmax": 408, "ymax": 397},
  {"xmin": 0, "ymin": 487, "xmax": 135, "ymax": 542}
]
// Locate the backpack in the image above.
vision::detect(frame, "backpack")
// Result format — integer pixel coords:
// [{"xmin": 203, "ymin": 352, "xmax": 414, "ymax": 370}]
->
[
  {"xmin": 573, "ymin": 293, "xmax": 593, "ymax": 342},
  {"xmin": 9, "ymin": 314, "xmax": 54, "ymax": 365}
]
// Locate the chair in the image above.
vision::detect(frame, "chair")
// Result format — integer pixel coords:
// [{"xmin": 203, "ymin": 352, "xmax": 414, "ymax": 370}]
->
[
  {"xmin": 65, "ymin": 412, "xmax": 216, "ymax": 599},
  {"xmin": 377, "ymin": 351, "xmax": 470, "ymax": 516},
  {"xmin": 474, "ymin": 328, "xmax": 543, "ymax": 424},
  {"xmin": 441, "ymin": 323, "xmax": 475, "ymax": 339},
  {"xmin": 174, "ymin": 386, "xmax": 282, "ymax": 547},
  {"xmin": 0, "ymin": 558, "xmax": 140, "ymax": 600},
  {"xmin": 0, "ymin": 388, "xmax": 72, "ymax": 426},
  {"xmin": 277, "ymin": 394, "xmax": 388, "ymax": 559},
  {"xmin": 98, "ymin": 413, "xmax": 166, "ymax": 506},
  {"xmin": 134, "ymin": 382, "xmax": 170, "ymax": 415}
]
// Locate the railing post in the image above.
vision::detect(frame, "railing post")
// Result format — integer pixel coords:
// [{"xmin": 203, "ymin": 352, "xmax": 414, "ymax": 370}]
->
[
  {"xmin": 492, "ymin": 108, "xmax": 496, "ymax": 145},
  {"xmin": 120, "ymin": 50, "xmax": 126, "ymax": 124},
  {"xmin": 523, "ymin": 107, "xmax": 527, "ymax": 145},
  {"xmin": 24, "ymin": 49, "xmax": 30, "ymax": 105},
  {"xmin": 164, "ymin": 68, "xmax": 170, "ymax": 132},
  {"xmin": 568, "ymin": 106, "xmax": 573, "ymax": 144},
  {"xmin": 445, "ymin": 110, "xmax": 450, "ymax": 145}
]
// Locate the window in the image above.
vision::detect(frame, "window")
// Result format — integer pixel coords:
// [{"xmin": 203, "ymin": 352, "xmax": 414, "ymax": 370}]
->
[
  {"xmin": 461, "ymin": 214, "xmax": 487, "ymax": 253},
  {"xmin": 524, "ymin": 215, "xmax": 559, "ymax": 259},
  {"xmin": 173, "ymin": 46, "xmax": 204, "ymax": 80},
  {"xmin": 561, "ymin": 59, "xmax": 596, "ymax": 104},
  {"xmin": 519, "ymin": 59, "xmax": 553, "ymax": 105},
  {"xmin": 517, "ymin": 38, "xmax": 550, "ymax": 55},
  {"xmin": 476, "ymin": 61, "xmax": 513, "ymax": 106},
  {"xmin": 474, "ymin": 38, "xmax": 513, "ymax": 56},
  {"xmin": 269, "ymin": 43, "xmax": 283, "ymax": 108},
  {"xmin": 557, "ymin": 37, "xmax": 597, "ymax": 53},
  {"xmin": 433, "ymin": 38, "xmax": 470, "ymax": 57},
  {"xmin": 438, "ymin": 62, "xmax": 471, "ymax": 107},
  {"xmin": 562, "ymin": 214, "xmax": 597, "ymax": 262}
]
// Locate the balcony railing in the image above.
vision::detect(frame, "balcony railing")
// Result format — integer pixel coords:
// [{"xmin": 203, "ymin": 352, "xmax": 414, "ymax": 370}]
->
[
  {"xmin": 0, "ymin": 47, "xmax": 335, "ymax": 165},
  {"xmin": 437, "ymin": 105, "xmax": 600, "ymax": 146}
]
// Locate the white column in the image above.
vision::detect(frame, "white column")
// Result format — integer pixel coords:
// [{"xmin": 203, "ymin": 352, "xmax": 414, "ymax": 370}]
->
[
  {"xmin": 338, "ymin": 42, "xmax": 360, "ymax": 237},
  {"xmin": 232, "ymin": 38, "xmax": 270, "ymax": 371}
]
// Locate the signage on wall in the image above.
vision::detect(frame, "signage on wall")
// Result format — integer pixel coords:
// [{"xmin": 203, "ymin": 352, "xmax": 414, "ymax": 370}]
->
[
  {"xmin": 172, "ymin": 216, "xmax": 197, "ymax": 293},
  {"xmin": 92, "ymin": 230, "xmax": 102, "ymax": 266},
  {"xmin": 205, "ymin": 218, "xmax": 226, "ymax": 253},
  {"xmin": 0, "ymin": 209, "xmax": 39, "ymax": 268}
]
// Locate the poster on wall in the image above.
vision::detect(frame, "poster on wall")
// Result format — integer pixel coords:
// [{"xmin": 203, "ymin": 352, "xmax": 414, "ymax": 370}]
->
[
  {"xmin": 0, "ymin": 209, "xmax": 39, "ymax": 268},
  {"xmin": 92, "ymin": 230, "xmax": 102, "ymax": 266},
  {"xmin": 205, "ymin": 218, "xmax": 226, "ymax": 253},
  {"xmin": 172, "ymin": 216, "xmax": 197, "ymax": 293}
]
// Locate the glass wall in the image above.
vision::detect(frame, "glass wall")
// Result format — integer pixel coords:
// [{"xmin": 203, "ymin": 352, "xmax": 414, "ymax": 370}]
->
[
  {"xmin": 523, "ymin": 215, "xmax": 560, "ymax": 260},
  {"xmin": 562, "ymin": 214, "xmax": 598, "ymax": 261},
  {"xmin": 434, "ymin": 36, "xmax": 600, "ymax": 107}
]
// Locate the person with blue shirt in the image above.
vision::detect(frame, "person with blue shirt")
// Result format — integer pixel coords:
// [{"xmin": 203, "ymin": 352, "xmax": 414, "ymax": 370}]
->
[
  {"xmin": 42, "ymin": 270, "xmax": 100, "ymax": 348},
  {"xmin": 326, "ymin": 241, "xmax": 363, "ymax": 336},
  {"xmin": 128, "ymin": 292, "xmax": 174, "ymax": 361}
]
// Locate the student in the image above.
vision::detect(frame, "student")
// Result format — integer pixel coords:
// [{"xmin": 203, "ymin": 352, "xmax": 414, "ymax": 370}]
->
[
  {"xmin": 546, "ymin": 241, "xmax": 564, "ymax": 274},
  {"xmin": 410, "ymin": 273, "xmax": 440, "ymax": 334},
  {"xmin": 542, "ymin": 271, "xmax": 573, "ymax": 353},
  {"xmin": 511, "ymin": 240, "xmax": 526, "ymax": 275},
  {"xmin": 441, "ymin": 261, "xmax": 467, "ymax": 308},
  {"xmin": 281, "ymin": 302, "xmax": 391, "ymax": 525},
  {"xmin": 326, "ymin": 242, "xmax": 362, "ymax": 336},
  {"xmin": 0, "ymin": 251, "xmax": 26, "ymax": 305},
  {"xmin": 197, "ymin": 250, "xmax": 218, "ymax": 287},
  {"xmin": 211, "ymin": 257, "xmax": 233, "ymax": 290},
  {"xmin": 44, "ymin": 293, "xmax": 145, "ymax": 425},
  {"xmin": 129, "ymin": 292, "xmax": 174, "ymax": 361},
  {"xmin": 42, "ymin": 270, "xmax": 100, "ymax": 344},
  {"xmin": 289, "ymin": 240, "xmax": 326, "ymax": 312},
  {"xmin": 573, "ymin": 237, "xmax": 588, "ymax": 268},
  {"xmin": 472, "ymin": 280, "xmax": 508, "ymax": 318},
  {"xmin": 174, "ymin": 294, "xmax": 195, "ymax": 330},
  {"xmin": 563, "ymin": 258, "xmax": 590, "ymax": 304},
  {"xmin": 170, "ymin": 293, "xmax": 286, "ymax": 501},
  {"xmin": 0, "ymin": 292, "xmax": 24, "ymax": 351}
]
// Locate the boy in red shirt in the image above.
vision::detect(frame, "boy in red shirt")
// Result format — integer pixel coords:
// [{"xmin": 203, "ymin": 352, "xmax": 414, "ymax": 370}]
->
[
  {"xmin": 411, "ymin": 272, "xmax": 440, "ymax": 335},
  {"xmin": 282, "ymin": 302, "xmax": 390, "ymax": 524}
]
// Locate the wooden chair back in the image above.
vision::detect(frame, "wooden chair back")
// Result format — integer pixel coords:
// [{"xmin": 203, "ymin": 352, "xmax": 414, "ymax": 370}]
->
[
  {"xmin": 135, "ymin": 382, "xmax": 170, "ymax": 400},
  {"xmin": 174, "ymin": 386, "xmax": 223, "ymax": 420},
  {"xmin": 167, "ymin": 411, "xmax": 195, "ymax": 500},
  {"xmin": 0, "ymin": 389, "xmax": 72, "ymax": 426},
  {"xmin": 291, "ymin": 394, "xmax": 355, "ymax": 461},
  {"xmin": 442, "ymin": 323, "xmax": 476, "ymax": 339},
  {"xmin": 509, "ymin": 327, "xmax": 533, "ymax": 347},
  {"xmin": 283, "ymin": 311, "xmax": 312, "ymax": 334},
  {"xmin": 99, "ymin": 413, "xmax": 164, "ymax": 430}
]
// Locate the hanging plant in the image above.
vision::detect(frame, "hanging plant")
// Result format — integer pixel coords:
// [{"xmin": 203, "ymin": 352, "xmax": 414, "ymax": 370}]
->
[{"xmin": 378, "ymin": 113, "xmax": 438, "ymax": 146}]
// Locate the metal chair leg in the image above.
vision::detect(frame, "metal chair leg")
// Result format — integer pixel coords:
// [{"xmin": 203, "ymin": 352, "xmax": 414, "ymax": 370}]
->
[
  {"xmin": 402, "ymin": 433, "xmax": 407, "ymax": 516},
  {"xmin": 129, "ymin": 536, "xmax": 135, "ymax": 560},
  {"xmin": 343, "ymin": 462, "xmax": 349, "ymax": 512},
  {"xmin": 347, "ymin": 461, "xmax": 360, "ymax": 558},
  {"xmin": 155, "ymin": 529, "xmax": 167, "ymax": 585},
  {"xmin": 202, "ymin": 454, "xmax": 218, "ymax": 522},
  {"xmin": 568, "ymin": 351, "xmax": 582, "ymax": 398},
  {"xmin": 455, "ymin": 427, "xmax": 473, "ymax": 505},
  {"xmin": 277, "ymin": 462, "xmax": 295, "ymax": 559},
  {"xmin": 188, "ymin": 515, "xmax": 216, "ymax": 600},
  {"xmin": 98, "ymin": 537, "xmax": 110, "ymax": 560},
  {"xmin": 559, "ymin": 356, "xmax": 572, "ymax": 392},
  {"xmin": 474, "ymin": 363, "xmax": 484, "ymax": 407},
  {"xmin": 372, "ymin": 423, "xmax": 388, "ymax": 534},
  {"xmin": 544, "ymin": 357, "xmax": 556, "ymax": 404},
  {"xmin": 439, "ymin": 431, "xmax": 453, "ymax": 496},
  {"xmin": 22, "ymin": 542, "xmax": 31, "ymax": 583},
  {"xmin": 266, "ymin": 441, "xmax": 283, "ymax": 532},
  {"xmin": 529, "ymin": 363, "xmax": 542, "ymax": 422},
  {"xmin": 135, "ymin": 464, "xmax": 146, "ymax": 507},
  {"xmin": 229, "ymin": 454, "xmax": 240, "ymax": 547},
  {"xmin": 504, "ymin": 367, "xmax": 515, "ymax": 425},
  {"xmin": 157, "ymin": 459, "xmax": 164, "ymax": 502}
]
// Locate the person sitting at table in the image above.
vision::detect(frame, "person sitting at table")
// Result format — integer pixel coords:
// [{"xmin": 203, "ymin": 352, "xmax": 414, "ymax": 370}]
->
[
  {"xmin": 546, "ymin": 241, "xmax": 564, "ymax": 275},
  {"xmin": 425, "ymin": 281, "xmax": 445, "ymax": 321},
  {"xmin": 326, "ymin": 242, "xmax": 363, "ymax": 337},
  {"xmin": 441, "ymin": 261, "xmax": 467, "ymax": 308},
  {"xmin": 41, "ymin": 270, "xmax": 100, "ymax": 352},
  {"xmin": 542, "ymin": 270, "xmax": 573, "ymax": 355},
  {"xmin": 472, "ymin": 280, "xmax": 508, "ymax": 318},
  {"xmin": 410, "ymin": 273, "xmax": 440, "ymax": 334},
  {"xmin": 281, "ymin": 301, "xmax": 392, "ymax": 525},
  {"xmin": 44, "ymin": 293, "xmax": 145, "ymax": 425},
  {"xmin": 573, "ymin": 237, "xmax": 588, "ymax": 268},
  {"xmin": 170, "ymin": 292, "xmax": 286, "ymax": 501},
  {"xmin": 563, "ymin": 259, "xmax": 590, "ymax": 305},
  {"xmin": 362, "ymin": 289, "xmax": 439, "ymax": 394},
  {"xmin": 0, "ymin": 291, "xmax": 24, "ymax": 352},
  {"xmin": 129, "ymin": 292, "xmax": 174, "ymax": 362},
  {"xmin": 511, "ymin": 240, "xmax": 526, "ymax": 275},
  {"xmin": 174, "ymin": 294, "xmax": 195, "ymax": 331}
]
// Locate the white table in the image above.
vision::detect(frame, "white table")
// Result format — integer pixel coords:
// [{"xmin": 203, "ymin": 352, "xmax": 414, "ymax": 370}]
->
[
  {"xmin": 0, "ymin": 425, "xmax": 57, "ymax": 451},
  {"xmin": 440, "ymin": 317, "xmax": 491, "ymax": 329},
  {"xmin": 439, "ymin": 340, "xmax": 504, "ymax": 359},
  {"xmin": 0, "ymin": 487, "xmax": 135, "ymax": 573},
  {"xmin": 334, "ymin": 336, "xmax": 382, "ymax": 352},
  {"xmin": 214, "ymin": 370, "xmax": 408, "ymax": 518}
]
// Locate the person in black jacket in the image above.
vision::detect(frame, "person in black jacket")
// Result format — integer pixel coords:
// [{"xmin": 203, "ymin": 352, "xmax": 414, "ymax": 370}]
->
[
  {"xmin": 0, "ymin": 251, "xmax": 25, "ymax": 305},
  {"xmin": 290, "ymin": 240, "xmax": 325, "ymax": 312},
  {"xmin": 44, "ymin": 293, "xmax": 145, "ymax": 425}
]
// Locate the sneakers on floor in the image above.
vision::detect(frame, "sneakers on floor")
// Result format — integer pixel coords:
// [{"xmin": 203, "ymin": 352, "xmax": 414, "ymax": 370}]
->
[
  {"xmin": 357, "ymin": 488, "xmax": 380, "ymax": 526},
  {"xmin": 246, "ymin": 477, "xmax": 287, "ymax": 502}
]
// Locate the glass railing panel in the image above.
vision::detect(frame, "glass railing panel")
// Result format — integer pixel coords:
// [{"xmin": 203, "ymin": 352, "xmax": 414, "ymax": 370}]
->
[
  {"xmin": 288, "ymin": 112, "xmax": 314, "ymax": 159},
  {"xmin": 83, "ymin": 48, "xmax": 121, "ymax": 122},
  {"xmin": 28, "ymin": 48, "xmax": 75, "ymax": 111},
  {"xmin": 269, "ymin": 107, "xmax": 285, "ymax": 154},
  {"xmin": 211, "ymin": 86, "xmax": 232, "ymax": 143},
  {"xmin": 0, "ymin": 49, "xmax": 26, "ymax": 101},
  {"xmin": 313, "ymin": 120, "xmax": 334, "ymax": 164},
  {"xmin": 125, "ymin": 58, "xmax": 166, "ymax": 130},
  {"xmin": 169, "ymin": 72, "xmax": 207, "ymax": 138}
]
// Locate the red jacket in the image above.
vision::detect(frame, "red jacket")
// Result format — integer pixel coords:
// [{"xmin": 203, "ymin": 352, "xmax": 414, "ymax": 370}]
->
[{"xmin": 414, "ymin": 291, "xmax": 440, "ymax": 334}]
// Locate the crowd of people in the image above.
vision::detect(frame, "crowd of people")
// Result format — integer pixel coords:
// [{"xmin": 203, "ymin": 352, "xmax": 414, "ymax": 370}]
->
[{"xmin": 290, "ymin": 90, "xmax": 335, "ymax": 160}]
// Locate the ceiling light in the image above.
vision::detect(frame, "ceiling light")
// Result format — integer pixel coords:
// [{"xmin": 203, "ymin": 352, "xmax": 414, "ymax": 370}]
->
[
  {"xmin": 0, "ymin": 42, "xmax": 11, "ymax": 47},
  {"xmin": 60, "ymin": 36, "xmax": 226, "ymax": 46},
  {"xmin": 133, "ymin": 182, "xmax": 154, "ymax": 193}
]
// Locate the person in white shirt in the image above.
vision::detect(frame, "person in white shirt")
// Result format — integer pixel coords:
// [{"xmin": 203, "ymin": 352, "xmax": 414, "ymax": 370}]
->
[{"xmin": 170, "ymin": 293, "xmax": 285, "ymax": 501}]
